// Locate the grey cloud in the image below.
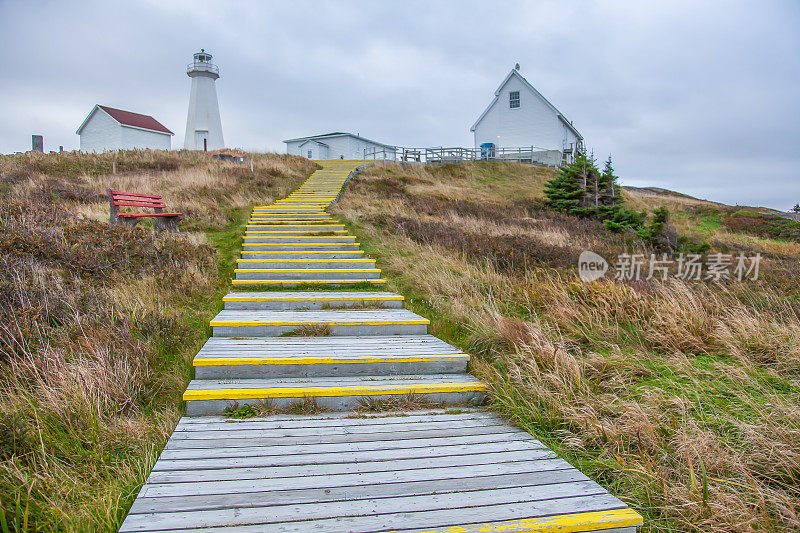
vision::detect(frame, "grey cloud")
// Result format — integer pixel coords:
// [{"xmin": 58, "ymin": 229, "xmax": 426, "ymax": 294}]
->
[{"xmin": 0, "ymin": 0, "xmax": 798, "ymax": 209}]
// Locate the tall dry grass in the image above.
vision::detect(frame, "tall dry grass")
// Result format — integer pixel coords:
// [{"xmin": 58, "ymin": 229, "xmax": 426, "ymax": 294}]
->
[
  {"xmin": 0, "ymin": 149, "xmax": 314, "ymax": 530},
  {"xmin": 333, "ymin": 161, "xmax": 800, "ymax": 532}
]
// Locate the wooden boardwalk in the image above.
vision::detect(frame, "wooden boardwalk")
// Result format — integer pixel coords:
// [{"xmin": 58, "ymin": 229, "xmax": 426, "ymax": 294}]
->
[{"xmin": 120, "ymin": 160, "xmax": 642, "ymax": 532}]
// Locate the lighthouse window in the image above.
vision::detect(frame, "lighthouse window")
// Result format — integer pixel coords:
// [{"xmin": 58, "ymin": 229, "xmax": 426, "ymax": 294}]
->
[{"xmin": 509, "ymin": 91, "xmax": 520, "ymax": 108}]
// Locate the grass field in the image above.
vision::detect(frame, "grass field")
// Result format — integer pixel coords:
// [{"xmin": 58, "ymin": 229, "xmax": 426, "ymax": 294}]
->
[
  {"xmin": 2, "ymin": 152, "xmax": 798, "ymax": 531},
  {"xmin": 0, "ymin": 150, "xmax": 314, "ymax": 531},
  {"xmin": 331, "ymin": 161, "xmax": 800, "ymax": 532}
]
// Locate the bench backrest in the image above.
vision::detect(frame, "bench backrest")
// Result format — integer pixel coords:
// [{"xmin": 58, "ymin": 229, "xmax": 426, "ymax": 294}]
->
[{"xmin": 108, "ymin": 189, "xmax": 168, "ymax": 224}]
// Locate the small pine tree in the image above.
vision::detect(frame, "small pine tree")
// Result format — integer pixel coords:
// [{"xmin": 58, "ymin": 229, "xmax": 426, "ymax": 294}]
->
[
  {"xmin": 598, "ymin": 156, "xmax": 622, "ymax": 207},
  {"xmin": 544, "ymin": 148, "xmax": 588, "ymax": 216},
  {"xmin": 792, "ymin": 203, "xmax": 800, "ymax": 214}
]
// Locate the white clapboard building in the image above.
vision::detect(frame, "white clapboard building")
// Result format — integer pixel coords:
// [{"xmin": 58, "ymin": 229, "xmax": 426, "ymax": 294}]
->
[
  {"xmin": 471, "ymin": 66, "xmax": 583, "ymax": 164},
  {"xmin": 284, "ymin": 132, "xmax": 396, "ymax": 160},
  {"xmin": 76, "ymin": 105, "xmax": 173, "ymax": 152}
]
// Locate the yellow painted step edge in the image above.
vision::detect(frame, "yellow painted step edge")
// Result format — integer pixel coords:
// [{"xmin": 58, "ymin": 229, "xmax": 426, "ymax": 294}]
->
[
  {"xmin": 222, "ymin": 295, "xmax": 402, "ymax": 301},
  {"xmin": 192, "ymin": 354, "xmax": 467, "ymax": 366},
  {"xmin": 230, "ymin": 280, "xmax": 387, "ymax": 285},
  {"xmin": 234, "ymin": 269, "xmax": 380, "ymax": 273},
  {"xmin": 242, "ymin": 243, "xmax": 360, "ymax": 247},
  {"xmin": 400, "ymin": 508, "xmax": 643, "ymax": 533},
  {"xmin": 183, "ymin": 382, "xmax": 486, "ymax": 400},
  {"xmin": 210, "ymin": 319, "xmax": 429, "ymax": 326},
  {"xmin": 236, "ymin": 259, "xmax": 373, "ymax": 264}
]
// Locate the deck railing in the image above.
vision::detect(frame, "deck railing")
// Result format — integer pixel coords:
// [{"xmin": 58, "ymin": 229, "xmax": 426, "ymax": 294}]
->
[{"xmin": 363, "ymin": 146, "xmax": 565, "ymax": 167}]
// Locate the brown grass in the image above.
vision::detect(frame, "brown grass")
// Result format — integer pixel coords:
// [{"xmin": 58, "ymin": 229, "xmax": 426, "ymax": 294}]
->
[
  {"xmin": 333, "ymin": 161, "xmax": 800, "ymax": 532},
  {"xmin": 0, "ymin": 149, "xmax": 314, "ymax": 530}
]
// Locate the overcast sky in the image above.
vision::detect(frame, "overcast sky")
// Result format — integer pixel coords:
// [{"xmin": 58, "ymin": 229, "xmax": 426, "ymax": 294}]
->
[{"xmin": 1, "ymin": 0, "xmax": 798, "ymax": 209}]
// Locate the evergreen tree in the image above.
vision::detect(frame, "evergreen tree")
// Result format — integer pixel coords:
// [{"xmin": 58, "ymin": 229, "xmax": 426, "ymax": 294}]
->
[
  {"xmin": 598, "ymin": 156, "xmax": 622, "ymax": 206},
  {"xmin": 792, "ymin": 203, "xmax": 800, "ymax": 214},
  {"xmin": 544, "ymin": 147, "xmax": 588, "ymax": 216}
]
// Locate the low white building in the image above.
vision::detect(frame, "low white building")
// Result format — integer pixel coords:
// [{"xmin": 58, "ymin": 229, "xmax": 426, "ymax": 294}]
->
[
  {"xmin": 284, "ymin": 132, "xmax": 396, "ymax": 160},
  {"xmin": 76, "ymin": 105, "xmax": 173, "ymax": 152},
  {"xmin": 470, "ymin": 66, "xmax": 583, "ymax": 164}
]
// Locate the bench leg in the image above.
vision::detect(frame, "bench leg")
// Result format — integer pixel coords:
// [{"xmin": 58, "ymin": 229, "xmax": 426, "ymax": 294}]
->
[
  {"xmin": 165, "ymin": 216, "xmax": 182, "ymax": 233},
  {"xmin": 120, "ymin": 218, "xmax": 140, "ymax": 230}
]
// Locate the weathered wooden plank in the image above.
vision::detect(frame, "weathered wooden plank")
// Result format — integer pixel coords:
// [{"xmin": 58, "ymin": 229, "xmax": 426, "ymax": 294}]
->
[
  {"xmin": 153, "ymin": 440, "xmax": 544, "ymax": 471},
  {"xmin": 120, "ymin": 481, "xmax": 609, "ymax": 531},
  {"xmin": 169, "ymin": 418, "xmax": 507, "ymax": 440},
  {"xmin": 125, "ymin": 494, "xmax": 627, "ymax": 533},
  {"xmin": 140, "ymin": 458, "xmax": 574, "ymax": 498},
  {"xmin": 164, "ymin": 425, "xmax": 524, "ymax": 450},
  {"xmin": 128, "ymin": 470, "xmax": 589, "ymax": 515},
  {"xmin": 147, "ymin": 449, "xmax": 556, "ymax": 484},
  {"xmin": 164, "ymin": 425, "xmax": 522, "ymax": 449},
  {"xmin": 174, "ymin": 412, "xmax": 503, "ymax": 431},
  {"xmin": 158, "ymin": 431, "xmax": 535, "ymax": 460}
]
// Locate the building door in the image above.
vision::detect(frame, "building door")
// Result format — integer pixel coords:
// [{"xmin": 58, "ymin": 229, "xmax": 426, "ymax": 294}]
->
[{"xmin": 195, "ymin": 130, "xmax": 209, "ymax": 151}]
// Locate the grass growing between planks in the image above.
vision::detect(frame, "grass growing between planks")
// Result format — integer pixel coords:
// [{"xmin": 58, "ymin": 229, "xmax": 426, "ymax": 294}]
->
[
  {"xmin": 0, "ymin": 149, "xmax": 313, "ymax": 531},
  {"xmin": 331, "ymin": 161, "xmax": 800, "ymax": 533}
]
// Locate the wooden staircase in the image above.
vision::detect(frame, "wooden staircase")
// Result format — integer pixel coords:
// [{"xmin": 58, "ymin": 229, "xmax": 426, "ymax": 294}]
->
[{"xmin": 119, "ymin": 160, "xmax": 642, "ymax": 532}]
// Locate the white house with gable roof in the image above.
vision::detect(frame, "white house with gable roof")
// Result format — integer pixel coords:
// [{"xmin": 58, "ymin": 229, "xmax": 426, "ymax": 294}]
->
[
  {"xmin": 471, "ymin": 66, "xmax": 583, "ymax": 164},
  {"xmin": 284, "ymin": 132, "xmax": 396, "ymax": 160},
  {"xmin": 76, "ymin": 105, "xmax": 173, "ymax": 152}
]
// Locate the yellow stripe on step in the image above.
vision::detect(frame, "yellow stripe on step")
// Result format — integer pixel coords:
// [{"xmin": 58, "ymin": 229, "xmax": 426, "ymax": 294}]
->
[
  {"xmin": 234, "ymin": 269, "xmax": 380, "ymax": 273},
  {"xmin": 222, "ymin": 294, "xmax": 402, "ymax": 301},
  {"xmin": 210, "ymin": 319, "xmax": 428, "ymax": 326},
  {"xmin": 182, "ymin": 382, "xmax": 486, "ymax": 400},
  {"xmin": 231, "ymin": 280, "xmax": 387, "ymax": 285},
  {"xmin": 236, "ymin": 259, "xmax": 373, "ymax": 264},
  {"xmin": 193, "ymin": 354, "xmax": 466, "ymax": 366},
  {"xmin": 405, "ymin": 509, "xmax": 644, "ymax": 533},
  {"xmin": 242, "ymin": 243, "xmax": 360, "ymax": 247}
]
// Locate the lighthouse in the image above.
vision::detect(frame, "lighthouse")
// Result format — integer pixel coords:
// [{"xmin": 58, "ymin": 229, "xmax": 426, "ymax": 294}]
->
[{"xmin": 184, "ymin": 49, "xmax": 224, "ymax": 151}]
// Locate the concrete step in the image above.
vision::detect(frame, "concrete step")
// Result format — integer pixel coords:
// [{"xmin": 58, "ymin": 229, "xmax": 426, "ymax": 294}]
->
[
  {"xmin": 222, "ymin": 291, "xmax": 403, "ymax": 310},
  {"xmin": 183, "ymin": 374, "xmax": 486, "ymax": 415},
  {"xmin": 241, "ymin": 251, "xmax": 365, "ymax": 259},
  {"xmin": 236, "ymin": 259, "xmax": 376, "ymax": 269},
  {"xmin": 242, "ymin": 243, "xmax": 361, "ymax": 252},
  {"xmin": 210, "ymin": 309, "xmax": 428, "ymax": 336},
  {"xmin": 192, "ymin": 335, "xmax": 468, "ymax": 378},
  {"xmin": 231, "ymin": 278, "xmax": 388, "ymax": 287},
  {"xmin": 234, "ymin": 268, "xmax": 382, "ymax": 281}
]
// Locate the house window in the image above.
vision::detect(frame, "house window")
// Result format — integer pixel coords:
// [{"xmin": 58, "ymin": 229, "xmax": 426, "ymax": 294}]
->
[
  {"xmin": 509, "ymin": 91, "xmax": 520, "ymax": 108},
  {"xmin": 307, "ymin": 150, "xmax": 313, "ymax": 158}
]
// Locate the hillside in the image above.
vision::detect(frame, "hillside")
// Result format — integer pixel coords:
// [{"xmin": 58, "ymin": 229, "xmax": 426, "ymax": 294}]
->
[
  {"xmin": 0, "ymin": 150, "xmax": 315, "ymax": 530},
  {"xmin": 1, "ymin": 153, "xmax": 798, "ymax": 531},
  {"xmin": 330, "ymin": 161, "xmax": 800, "ymax": 532}
]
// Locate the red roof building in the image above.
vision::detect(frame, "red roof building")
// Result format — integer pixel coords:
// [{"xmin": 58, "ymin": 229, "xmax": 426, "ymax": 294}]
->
[{"xmin": 76, "ymin": 105, "xmax": 173, "ymax": 152}]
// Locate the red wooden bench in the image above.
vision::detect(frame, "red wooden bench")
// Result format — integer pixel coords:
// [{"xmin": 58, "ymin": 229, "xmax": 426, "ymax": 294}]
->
[{"xmin": 108, "ymin": 189, "xmax": 183, "ymax": 232}]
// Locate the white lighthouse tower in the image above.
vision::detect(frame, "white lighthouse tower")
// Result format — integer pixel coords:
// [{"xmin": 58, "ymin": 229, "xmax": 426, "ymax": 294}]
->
[{"xmin": 184, "ymin": 49, "xmax": 224, "ymax": 151}]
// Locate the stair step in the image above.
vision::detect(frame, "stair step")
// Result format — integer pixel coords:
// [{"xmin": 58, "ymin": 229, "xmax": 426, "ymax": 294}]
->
[
  {"xmin": 234, "ymin": 269, "xmax": 381, "ymax": 281},
  {"xmin": 183, "ymin": 374, "xmax": 486, "ymax": 415},
  {"xmin": 242, "ymin": 243, "xmax": 361, "ymax": 251},
  {"xmin": 236, "ymin": 259, "xmax": 376, "ymax": 269},
  {"xmin": 210, "ymin": 309, "xmax": 428, "ymax": 336},
  {"xmin": 241, "ymin": 251, "xmax": 365, "ymax": 259},
  {"xmin": 192, "ymin": 335, "xmax": 467, "ymax": 378},
  {"xmin": 231, "ymin": 278, "xmax": 387, "ymax": 287},
  {"xmin": 222, "ymin": 291, "xmax": 402, "ymax": 310},
  {"xmin": 245, "ymin": 225, "xmax": 346, "ymax": 231},
  {"xmin": 242, "ymin": 236, "xmax": 356, "ymax": 244}
]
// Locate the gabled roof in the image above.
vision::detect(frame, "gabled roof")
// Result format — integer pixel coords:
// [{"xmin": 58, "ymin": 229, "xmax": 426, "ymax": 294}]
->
[
  {"xmin": 76, "ymin": 105, "xmax": 174, "ymax": 135},
  {"xmin": 283, "ymin": 132, "xmax": 395, "ymax": 149},
  {"xmin": 470, "ymin": 69, "xmax": 583, "ymax": 141},
  {"xmin": 298, "ymin": 139, "xmax": 329, "ymax": 148}
]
